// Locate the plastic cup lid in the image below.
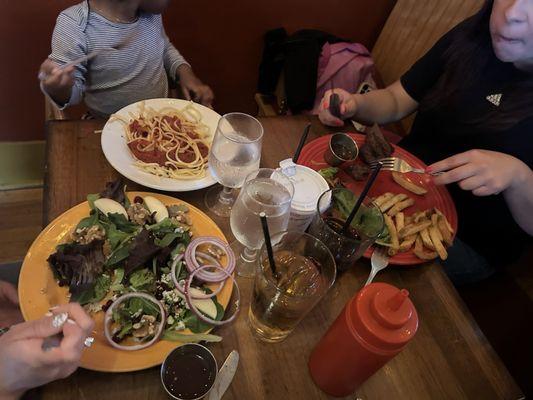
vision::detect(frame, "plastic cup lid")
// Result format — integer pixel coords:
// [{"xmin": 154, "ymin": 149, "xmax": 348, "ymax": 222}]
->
[{"xmin": 285, "ymin": 165, "xmax": 330, "ymax": 214}]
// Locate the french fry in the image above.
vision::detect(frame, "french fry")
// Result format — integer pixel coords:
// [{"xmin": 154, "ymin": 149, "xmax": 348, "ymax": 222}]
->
[
  {"xmin": 388, "ymin": 198, "xmax": 415, "ymax": 217},
  {"xmin": 380, "ymin": 194, "xmax": 408, "ymax": 213},
  {"xmin": 420, "ymin": 228, "xmax": 436, "ymax": 250},
  {"xmin": 392, "ymin": 171, "xmax": 428, "ymax": 195},
  {"xmin": 429, "ymin": 226, "xmax": 448, "ymax": 260},
  {"xmin": 395, "ymin": 212, "xmax": 405, "ymax": 233},
  {"xmin": 437, "ymin": 215, "xmax": 453, "ymax": 246},
  {"xmin": 405, "ymin": 215, "xmax": 413, "ymax": 225},
  {"xmin": 413, "ymin": 210, "xmax": 431, "ymax": 223},
  {"xmin": 431, "ymin": 213, "xmax": 439, "ymax": 227},
  {"xmin": 414, "ymin": 236, "xmax": 438, "ymax": 260},
  {"xmin": 384, "ymin": 214, "xmax": 399, "ymax": 256},
  {"xmin": 434, "ymin": 208, "xmax": 454, "ymax": 235},
  {"xmin": 398, "ymin": 220, "xmax": 432, "ymax": 239},
  {"xmin": 374, "ymin": 193, "xmax": 394, "ymax": 207},
  {"xmin": 399, "ymin": 234, "xmax": 416, "ymax": 252}
]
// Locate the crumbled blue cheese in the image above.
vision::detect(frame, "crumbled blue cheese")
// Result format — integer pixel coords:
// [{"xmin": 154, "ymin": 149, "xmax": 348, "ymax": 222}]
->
[
  {"xmin": 162, "ymin": 289, "xmax": 181, "ymax": 305},
  {"xmin": 175, "ymin": 321, "xmax": 185, "ymax": 331},
  {"xmin": 85, "ymin": 302, "xmax": 102, "ymax": 314},
  {"xmin": 167, "ymin": 315, "xmax": 175, "ymax": 326},
  {"xmin": 160, "ymin": 272, "xmax": 172, "ymax": 286}
]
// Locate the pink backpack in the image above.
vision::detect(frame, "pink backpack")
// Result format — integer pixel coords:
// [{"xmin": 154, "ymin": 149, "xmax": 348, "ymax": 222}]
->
[{"xmin": 306, "ymin": 42, "xmax": 375, "ymax": 115}]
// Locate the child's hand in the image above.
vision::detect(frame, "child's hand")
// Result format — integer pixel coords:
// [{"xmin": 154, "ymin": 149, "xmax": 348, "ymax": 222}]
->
[
  {"xmin": 38, "ymin": 59, "xmax": 75, "ymax": 105},
  {"xmin": 178, "ymin": 66, "xmax": 214, "ymax": 108}
]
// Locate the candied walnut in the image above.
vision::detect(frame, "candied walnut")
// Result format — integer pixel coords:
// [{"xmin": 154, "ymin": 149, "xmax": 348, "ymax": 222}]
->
[
  {"xmin": 127, "ymin": 203, "xmax": 151, "ymax": 225},
  {"xmin": 71, "ymin": 225, "xmax": 106, "ymax": 245}
]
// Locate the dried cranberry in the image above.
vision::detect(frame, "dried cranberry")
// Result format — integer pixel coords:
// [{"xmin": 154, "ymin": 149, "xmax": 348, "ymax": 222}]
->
[
  {"xmin": 101, "ymin": 299, "xmax": 114, "ymax": 312},
  {"xmin": 133, "ymin": 196, "xmax": 143, "ymax": 204}
]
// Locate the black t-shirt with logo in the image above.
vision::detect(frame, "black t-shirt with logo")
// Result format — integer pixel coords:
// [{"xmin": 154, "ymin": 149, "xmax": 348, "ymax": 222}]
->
[{"xmin": 399, "ymin": 27, "xmax": 533, "ymax": 265}]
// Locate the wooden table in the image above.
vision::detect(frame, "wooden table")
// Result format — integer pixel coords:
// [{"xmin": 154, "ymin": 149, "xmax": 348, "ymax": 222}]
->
[{"xmin": 40, "ymin": 116, "xmax": 523, "ymax": 400}]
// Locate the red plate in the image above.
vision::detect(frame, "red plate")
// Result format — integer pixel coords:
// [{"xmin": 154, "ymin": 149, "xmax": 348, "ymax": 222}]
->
[{"xmin": 298, "ymin": 133, "xmax": 458, "ymax": 265}]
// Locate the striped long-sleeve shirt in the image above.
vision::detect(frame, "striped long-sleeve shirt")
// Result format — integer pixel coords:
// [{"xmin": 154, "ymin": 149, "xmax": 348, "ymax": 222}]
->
[{"xmin": 48, "ymin": 1, "xmax": 189, "ymax": 117}]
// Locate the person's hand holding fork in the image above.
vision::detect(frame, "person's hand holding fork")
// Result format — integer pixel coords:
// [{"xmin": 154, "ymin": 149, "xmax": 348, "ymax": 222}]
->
[{"xmin": 38, "ymin": 59, "xmax": 75, "ymax": 106}]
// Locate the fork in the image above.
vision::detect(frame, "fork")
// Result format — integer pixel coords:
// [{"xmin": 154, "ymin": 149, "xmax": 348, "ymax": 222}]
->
[
  {"xmin": 365, "ymin": 247, "xmax": 389, "ymax": 286},
  {"xmin": 41, "ymin": 270, "xmax": 95, "ymax": 351},
  {"xmin": 368, "ymin": 157, "xmax": 425, "ymax": 173},
  {"xmin": 69, "ymin": 268, "xmax": 94, "ymax": 300},
  {"xmin": 369, "ymin": 157, "xmax": 443, "ymax": 175}
]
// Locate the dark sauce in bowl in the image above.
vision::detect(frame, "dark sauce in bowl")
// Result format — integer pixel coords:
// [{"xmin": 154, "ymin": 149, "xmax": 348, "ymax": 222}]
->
[{"xmin": 161, "ymin": 344, "xmax": 217, "ymax": 400}]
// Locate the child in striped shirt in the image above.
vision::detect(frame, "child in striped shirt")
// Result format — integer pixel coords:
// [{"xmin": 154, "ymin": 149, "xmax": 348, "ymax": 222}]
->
[{"xmin": 39, "ymin": 0, "xmax": 214, "ymax": 117}]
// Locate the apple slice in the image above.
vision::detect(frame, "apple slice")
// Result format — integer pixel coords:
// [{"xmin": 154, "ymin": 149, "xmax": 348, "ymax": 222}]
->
[
  {"xmin": 144, "ymin": 196, "xmax": 169, "ymax": 223},
  {"xmin": 177, "ymin": 287, "xmax": 218, "ymax": 319},
  {"xmin": 94, "ymin": 198, "xmax": 128, "ymax": 218}
]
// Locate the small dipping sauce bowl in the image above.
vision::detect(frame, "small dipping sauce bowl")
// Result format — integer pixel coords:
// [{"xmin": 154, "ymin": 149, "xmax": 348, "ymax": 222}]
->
[
  {"xmin": 324, "ymin": 133, "xmax": 359, "ymax": 166},
  {"xmin": 161, "ymin": 343, "xmax": 218, "ymax": 400}
]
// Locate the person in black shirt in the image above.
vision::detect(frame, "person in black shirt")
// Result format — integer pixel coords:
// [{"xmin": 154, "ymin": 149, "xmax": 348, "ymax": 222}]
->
[{"xmin": 319, "ymin": 0, "xmax": 533, "ymax": 285}]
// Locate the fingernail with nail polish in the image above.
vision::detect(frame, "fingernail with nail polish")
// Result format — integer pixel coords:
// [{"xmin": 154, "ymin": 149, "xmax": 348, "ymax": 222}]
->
[
  {"xmin": 52, "ymin": 313, "xmax": 68, "ymax": 328},
  {"xmin": 45, "ymin": 312, "xmax": 53, "ymax": 317},
  {"xmin": 49, "ymin": 306, "xmax": 59, "ymax": 310},
  {"xmin": 67, "ymin": 319, "xmax": 77, "ymax": 325}
]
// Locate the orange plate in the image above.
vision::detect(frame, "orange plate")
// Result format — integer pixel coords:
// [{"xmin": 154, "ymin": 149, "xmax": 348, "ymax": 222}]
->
[
  {"xmin": 298, "ymin": 133, "xmax": 458, "ymax": 266},
  {"xmin": 18, "ymin": 192, "xmax": 232, "ymax": 372}
]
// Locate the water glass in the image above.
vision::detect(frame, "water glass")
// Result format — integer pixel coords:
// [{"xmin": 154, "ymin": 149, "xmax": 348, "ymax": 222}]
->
[
  {"xmin": 205, "ymin": 113, "xmax": 263, "ymax": 217},
  {"xmin": 230, "ymin": 168, "xmax": 294, "ymax": 277}
]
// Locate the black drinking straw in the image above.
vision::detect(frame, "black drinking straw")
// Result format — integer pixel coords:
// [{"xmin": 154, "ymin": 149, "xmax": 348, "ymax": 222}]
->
[
  {"xmin": 342, "ymin": 161, "xmax": 383, "ymax": 235},
  {"xmin": 259, "ymin": 212, "xmax": 278, "ymax": 277},
  {"xmin": 292, "ymin": 123, "xmax": 312, "ymax": 163}
]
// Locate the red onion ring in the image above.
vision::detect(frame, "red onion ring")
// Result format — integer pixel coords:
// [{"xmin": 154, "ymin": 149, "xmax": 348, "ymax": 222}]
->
[
  {"xmin": 104, "ymin": 292, "xmax": 165, "ymax": 351},
  {"xmin": 170, "ymin": 253, "xmax": 223, "ymax": 300},
  {"xmin": 184, "ymin": 264, "xmax": 240, "ymax": 326},
  {"xmin": 184, "ymin": 237, "xmax": 235, "ymax": 282}
]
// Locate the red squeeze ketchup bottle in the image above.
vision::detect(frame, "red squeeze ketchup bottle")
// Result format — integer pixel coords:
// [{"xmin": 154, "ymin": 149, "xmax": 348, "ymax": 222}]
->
[{"xmin": 308, "ymin": 283, "xmax": 418, "ymax": 397}]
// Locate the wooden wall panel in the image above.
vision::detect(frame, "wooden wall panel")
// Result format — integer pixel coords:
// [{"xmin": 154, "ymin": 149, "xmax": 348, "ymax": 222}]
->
[
  {"xmin": 371, "ymin": 0, "xmax": 484, "ymax": 131},
  {"xmin": 0, "ymin": 0, "xmax": 396, "ymax": 141}
]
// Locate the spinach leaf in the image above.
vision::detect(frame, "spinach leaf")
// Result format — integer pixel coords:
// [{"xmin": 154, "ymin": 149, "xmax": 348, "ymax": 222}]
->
[
  {"xmin": 105, "ymin": 242, "xmax": 131, "ymax": 267},
  {"xmin": 110, "ymin": 268, "xmax": 125, "ymax": 292},
  {"xmin": 318, "ymin": 167, "xmax": 339, "ymax": 179},
  {"xmin": 76, "ymin": 211, "xmax": 100, "ymax": 230},
  {"xmin": 87, "ymin": 193, "xmax": 100, "ymax": 210},
  {"xmin": 147, "ymin": 218, "xmax": 176, "ymax": 235},
  {"xmin": 155, "ymin": 233, "xmax": 181, "ymax": 248},
  {"xmin": 116, "ymin": 321, "xmax": 133, "ymax": 339},
  {"xmin": 105, "ymin": 223, "xmax": 133, "ymax": 251},
  {"xmin": 127, "ymin": 297, "xmax": 160, "ymax": 317},
  {"xmin": 107, "ymin": 213, "xmax": 139, "ymax": 234},
  {"xmin": 129, "ymin": 268, "xmax": 155, "ymax": 291},
  {"xmin": 94, "ymin": 274, "xmax": 112, "ymax": 302},
  {"xmin": 70, "ymin": 284, "xmax": 96, "ymax": 305},
  {"xmin": 163, "ymin": 331, "xmax": 222, "ymax": 343}
]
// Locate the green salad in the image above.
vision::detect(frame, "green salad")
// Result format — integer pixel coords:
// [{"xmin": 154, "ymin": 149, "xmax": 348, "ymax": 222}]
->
[{"xmin": 47, "ymin": 181, "xmax": 228, "ymax": 349}]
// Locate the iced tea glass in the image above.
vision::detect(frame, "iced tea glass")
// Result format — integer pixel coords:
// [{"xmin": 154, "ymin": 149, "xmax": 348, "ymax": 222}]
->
[
  {"xmin": 307, "ymin": 188, "xmax": 385, "ymax": 272},
  {"xmin": 248, "ymin": 231, "xmax": 336, "ymax": 342}
]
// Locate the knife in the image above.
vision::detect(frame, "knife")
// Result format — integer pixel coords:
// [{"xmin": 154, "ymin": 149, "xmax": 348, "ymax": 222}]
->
[{"xmin": 208, "ymin": 350, "xmax": 239, "ymax": 400}]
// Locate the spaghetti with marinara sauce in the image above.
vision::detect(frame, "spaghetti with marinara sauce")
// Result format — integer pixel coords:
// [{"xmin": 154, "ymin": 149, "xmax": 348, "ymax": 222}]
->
[{"xmin": 111, "ymin": 102, "xmax": 211, "ymax": 180}]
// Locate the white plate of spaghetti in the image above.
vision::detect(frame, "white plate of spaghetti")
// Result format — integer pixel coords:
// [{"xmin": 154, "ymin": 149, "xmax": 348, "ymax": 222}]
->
[{"xmin": 101, "ymin": 98, "xmax": 220, "ymax": 192}]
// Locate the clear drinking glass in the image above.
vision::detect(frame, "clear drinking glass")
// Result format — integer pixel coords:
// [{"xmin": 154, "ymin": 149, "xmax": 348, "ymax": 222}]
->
[
  {"xmin": 230, "ymin": 168, "xmax": 294, "ymax": 278},
  {"xmin": 307, "ymin": 188, "xmax": 385, "ymax": 272},
  {"xmin": 248, "ymin": 231, "xmax": 336, "ymax": 342},
  {"xmin": 205, "ymin": 113, "xmax": 263, "ymax": 217}
]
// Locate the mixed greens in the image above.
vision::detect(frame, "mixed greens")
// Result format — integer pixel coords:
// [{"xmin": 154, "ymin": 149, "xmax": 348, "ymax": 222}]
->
[{"xmin": 47, "ymin": 181, "xmax": 227, "ymax": 348}]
